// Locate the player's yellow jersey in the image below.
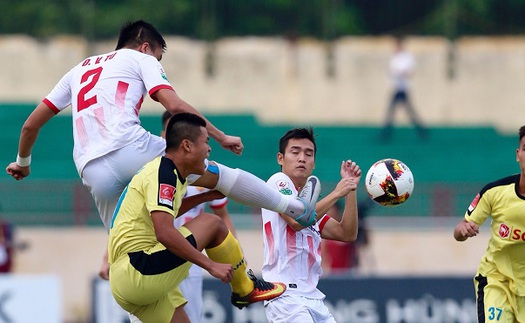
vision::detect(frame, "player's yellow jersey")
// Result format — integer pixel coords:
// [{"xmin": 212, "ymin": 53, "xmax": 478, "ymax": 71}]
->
[
  {"xmin": 465, "ymin": 174, "xmax": 525, "ymax": 296},
  {"xmin": 108, "ymin": 156, "xmax": 188, "ymax": 264}
]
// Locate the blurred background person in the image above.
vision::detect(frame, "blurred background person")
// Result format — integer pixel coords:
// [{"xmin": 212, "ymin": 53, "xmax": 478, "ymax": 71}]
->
[
  {"xmin": 0, "ymin": 203, "xmax": 28, "ymax": 274},
  {"xmin": 380, "ymin": 36, "xmax": 427, "ymax": 140}
]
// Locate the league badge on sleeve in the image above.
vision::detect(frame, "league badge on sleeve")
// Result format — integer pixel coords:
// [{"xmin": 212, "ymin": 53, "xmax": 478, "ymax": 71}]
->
[
  {"xmin": 276, "ymin": 180, "xmax": 293, "ymax": 196},
  {"xmin": 467, "ymin": 193, "xmax": 480, "ymax": 215},
  {"xmin": 159, "ymin": 184, "xmax": 175, "ymax": 207}
]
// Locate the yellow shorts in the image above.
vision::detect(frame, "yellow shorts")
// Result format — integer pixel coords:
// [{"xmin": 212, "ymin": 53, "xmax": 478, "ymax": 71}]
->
[
  {"xmin": 110, "ymin": 226, "xmax": 195, "ymax": 323},
  {"xmin": 474, "ymin": 273, "xmax": 525, "ymax": 323}
]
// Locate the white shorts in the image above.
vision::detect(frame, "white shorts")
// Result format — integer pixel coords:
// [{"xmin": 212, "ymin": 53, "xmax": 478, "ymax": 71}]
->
[
  {"xmin": 265, "ymin": 294, "xmax": 336, "ymax": 323},
  {"xmin": 179, "ymin": 272, "xmax": 203, "ymax": 323},
  {"xmin": 81, "ymin": 133, "xmax": 166, "ymax": 230}
]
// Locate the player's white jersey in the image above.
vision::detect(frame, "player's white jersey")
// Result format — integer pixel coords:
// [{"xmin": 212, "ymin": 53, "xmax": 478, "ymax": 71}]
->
[
  {"xmin": 44, "ymin": 48, "xmax": 173, "ymax": 175},
  {"xmin": 174, "ymin": 186, "xmax": 228, "ymax": 278},
  {"xmin": 262, "ymin": 172, "xmax": 329, "ymax": 300}
]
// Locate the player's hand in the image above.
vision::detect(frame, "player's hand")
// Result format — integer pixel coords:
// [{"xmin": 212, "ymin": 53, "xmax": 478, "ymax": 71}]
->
[
  {"xmin": 219, "ymin": 135, "xmax": 244, "ymax": 156},
  {"xmin": 457, "ymin": 221, "xmax": 479, "ymax": 239},
  {"xmin": 341, "ymin": 160, "xmax": 362, "ymax": 190},
  {"xmin": 98, "ymin": 260, "xmax": 110, "ymax": 280},
  {"xmin": 207, "ymin": 262, "xmax": 234, "ymax": 283},
  {"xmin": 6, "ymin": 162, "xmax": 30, "ymax": 180}
]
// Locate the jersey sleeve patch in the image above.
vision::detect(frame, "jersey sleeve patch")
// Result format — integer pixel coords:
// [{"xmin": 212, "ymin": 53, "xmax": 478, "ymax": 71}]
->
[
  {"xmin": 159, "ymin": 184, "xmax": 175, "ymax": 208},
  {"xmin": 276, "ymin": 180, "xmax": 293, "ymax": 196},
  {"xmin": 467, "ymin": 193, "xmax": 480, "ymax": 215}
]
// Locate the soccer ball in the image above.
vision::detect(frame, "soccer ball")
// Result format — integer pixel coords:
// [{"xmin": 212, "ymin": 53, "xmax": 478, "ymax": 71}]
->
[{"xmin": 365, "ymin": 158, "xmax": 414, "ymax": 206}]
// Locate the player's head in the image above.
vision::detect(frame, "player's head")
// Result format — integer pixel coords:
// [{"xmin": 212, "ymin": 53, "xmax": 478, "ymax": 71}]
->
[
  {"xmin": 279, "ymin": 128, "xmax": 316, "ymax": 156},
  {"xmin": 519, "ymin": 125, "xmax": 525, "ymax": 144},
  {"xmin": 277, "ymin": 127, "xmax": 316, "ymax": 182},
  {"xmin": 165, "ymin": 113, "xmax": 207, "ymax": 149},
  {"xmin": 116, "ymin": 20, "xmax": 166, "ymax": 57},
  {"xmin": 160, "ymin": 110, "xmax": 172, "ymax": 138}
]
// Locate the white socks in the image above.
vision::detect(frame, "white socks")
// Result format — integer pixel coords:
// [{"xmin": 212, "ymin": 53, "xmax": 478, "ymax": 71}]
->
[{"xmin": 214, "ymin": 163, "xmax": 306, "ymax": 219}]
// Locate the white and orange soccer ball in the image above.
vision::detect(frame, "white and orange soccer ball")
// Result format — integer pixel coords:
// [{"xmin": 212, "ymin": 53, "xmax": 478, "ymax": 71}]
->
[{"xmin": 365, "ymin": 158, "xmax": 414, "ymax": 206}]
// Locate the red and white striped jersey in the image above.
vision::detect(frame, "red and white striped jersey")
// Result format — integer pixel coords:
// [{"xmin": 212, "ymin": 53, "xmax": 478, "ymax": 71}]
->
[
  {"xmin": 44, "ymin": 48, "xmax": 173, "ymax": 176},
  {"xmin": 262, "ymin": 172, "xmax": 330, "ymax": 300}
]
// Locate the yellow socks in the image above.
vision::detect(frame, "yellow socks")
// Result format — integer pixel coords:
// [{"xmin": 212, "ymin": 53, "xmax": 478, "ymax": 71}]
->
[{"xmin": 205, "ymin": 231, "xmax": 254, "ymax": 296}]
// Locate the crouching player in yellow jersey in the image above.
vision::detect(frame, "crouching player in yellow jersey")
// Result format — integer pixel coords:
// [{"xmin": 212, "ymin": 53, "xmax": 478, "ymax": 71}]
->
[
  {"xmin": 108, "ymin": 113, "xmax": 286, "ymax": 323},
  {"xmin": 454, "ymin": 125, "xmax": 525, "ymax": 323}
]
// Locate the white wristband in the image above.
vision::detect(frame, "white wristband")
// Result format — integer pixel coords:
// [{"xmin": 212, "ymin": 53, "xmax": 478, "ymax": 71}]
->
[{"xmin": 16, "ymin": 154, "xmax": 31, "ymax": 167}]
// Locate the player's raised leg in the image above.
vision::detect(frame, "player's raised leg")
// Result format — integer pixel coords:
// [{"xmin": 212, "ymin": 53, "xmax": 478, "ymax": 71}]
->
[{"xmin": 190, "ymin": 161, "xmax": 321, "ymax": 226}]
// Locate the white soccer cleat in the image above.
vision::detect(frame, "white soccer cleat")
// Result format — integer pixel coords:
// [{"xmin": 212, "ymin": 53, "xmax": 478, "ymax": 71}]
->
[{"xmin": 295, "ymin": 176, "xmax": 321, "ymax": 226}]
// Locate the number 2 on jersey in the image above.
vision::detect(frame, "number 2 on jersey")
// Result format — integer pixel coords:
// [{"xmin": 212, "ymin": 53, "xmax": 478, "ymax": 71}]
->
[{"xmin": 77, "ymin": 67, "xmax": 103, "ymax": 112}]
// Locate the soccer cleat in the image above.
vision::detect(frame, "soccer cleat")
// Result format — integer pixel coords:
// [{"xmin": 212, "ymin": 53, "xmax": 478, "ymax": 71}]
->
[
  {"xmin": 231, "ymin": 269, "xmax": 286, "ymax": 309},
  {"xmin": 295, "ymin": 175, "xmax": 321, "ymax": 226}
]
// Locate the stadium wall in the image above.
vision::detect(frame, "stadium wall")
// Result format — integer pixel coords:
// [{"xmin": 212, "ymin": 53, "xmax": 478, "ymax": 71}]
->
[{"xmin": 0, "ymin": 35, "xmax": 524, "ymax": 132}]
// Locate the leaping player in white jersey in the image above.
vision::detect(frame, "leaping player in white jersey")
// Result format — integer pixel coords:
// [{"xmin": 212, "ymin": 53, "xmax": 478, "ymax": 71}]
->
[
  {"xmin": 261, "ymin": 128, "xmax": 362, "ymax": 323},
  {"xmin": 5, "ymin": 22, "xmax": 319, "ymax": 235},
  {"xmin": 6, "ymin": 20, "xmax": 318, "ymax": 231}
]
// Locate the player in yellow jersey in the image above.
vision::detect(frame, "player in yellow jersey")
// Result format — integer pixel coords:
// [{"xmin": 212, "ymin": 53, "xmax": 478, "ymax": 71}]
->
[
  {"xmin": 108, "ymin": 113, "xmax": 285, "ymax": 323},
  {"xmin": 454, "ymin": 125, "xmax": 525, "ymax": 323}
]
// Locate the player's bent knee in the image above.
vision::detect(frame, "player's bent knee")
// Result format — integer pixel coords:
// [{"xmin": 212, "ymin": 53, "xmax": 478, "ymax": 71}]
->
[{"xmin": 186, "ymin": 213, "xmax": 226, "ymax": 237}]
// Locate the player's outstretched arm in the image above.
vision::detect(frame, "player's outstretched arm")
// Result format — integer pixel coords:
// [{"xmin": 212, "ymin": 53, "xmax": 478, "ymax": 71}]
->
[
  {"xmin": 320, "ymin": 161, "xmax": 362, "ymax": 241},
  {"xmin": 6, "ymin": 102, "xmax": 56, "ymax": 180},
  {"xmin": 453, "ymin": 219, "xmax": 479, "ymax": 241},
  {"xmin": 152, "ymin": 210, "xmax": 234, "ymax": 283},
  {"xmin": 155, "ymin": 88, "xmax": 244, "ymax": 155},
  {"xmin": 315, "ymin": 160, "xmax": 361, "ymax": 220},
  {"xmin": 178, "ymin": 190, "xmax": 225, "ymax": 217}
]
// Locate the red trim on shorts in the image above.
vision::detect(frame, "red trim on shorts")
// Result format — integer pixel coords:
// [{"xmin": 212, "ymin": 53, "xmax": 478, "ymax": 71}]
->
[
  {"xmin": 42, "ymin": 98, "xmax": 60, "ymax": 114},
  {"xmin": 149, "ymin": 85, "xmax": 174, "ymax": 101}
]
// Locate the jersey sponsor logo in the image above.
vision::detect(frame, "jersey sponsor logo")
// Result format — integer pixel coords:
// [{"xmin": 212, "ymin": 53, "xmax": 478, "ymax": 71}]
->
[
  {"xmin": 467, "ymin": 194, "xmax": 480, "ymax": 214},
  {"xmin": 499, "ymin": 223, "xmax": 510, "ymax": 238},
  {"xmin": 511, "ymin": 227, "xmax": 525, "ymax": 241},
  {"xmin": 276, "ymin": 180, "xmax": 293, "ymax": 195},
  {"xmin": 159, "ymin": 184, "xmax": 175, "ymax": 207},
  {"xmin": 159, "ymin": 67, "xmax": 169, "ymax": 82},
  {"xmin": 498, "ymin": 223, "xmax": 525, "ymax": 241}
]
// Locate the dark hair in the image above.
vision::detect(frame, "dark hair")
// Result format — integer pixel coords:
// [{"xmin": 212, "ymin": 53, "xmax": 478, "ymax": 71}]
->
[
  {"xmin": 161, "ymin": 110, "xmax": 172, "ymax": 128},
  {"xmin": 520, "ymin": 125, "xmax": 525, "ymax": 143},
  {"xmin": 115, "ymin": 20, "xmax": 166, "ymax": 52},
  {"xmin": 165, "ymin": 113, "xmax": 207, "ymax": 151},
  {"xmin": 279, "ymin": 127, "xmax": 316, "ymax": 156}
]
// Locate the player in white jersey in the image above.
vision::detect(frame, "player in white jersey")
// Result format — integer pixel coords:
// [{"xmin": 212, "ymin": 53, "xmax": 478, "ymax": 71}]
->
[
  {"xmin": 5, "ymin": 20, "xmax": 320, "ymax": 229},
  {"xmin": 5, "ymin": 20, "xmax": 319, "ymax": 323},
  {"xmin": 261, "ymin": 128, "xmax": 362, "ymax": 323}
]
